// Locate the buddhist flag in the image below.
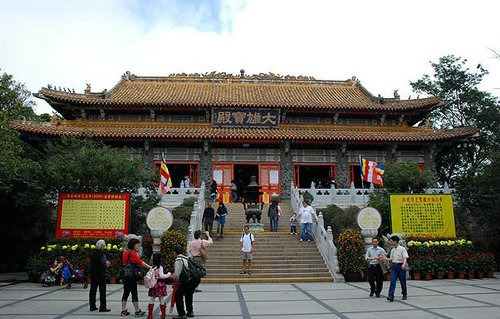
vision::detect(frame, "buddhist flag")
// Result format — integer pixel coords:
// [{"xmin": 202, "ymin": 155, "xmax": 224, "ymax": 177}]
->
[
  {"xmin": 160, "ymin": 153, "xmax": 172, "ymax": 194},
  {"xmin": 359, "ymin": 156, "xmax": 385, "ymax": 186}
]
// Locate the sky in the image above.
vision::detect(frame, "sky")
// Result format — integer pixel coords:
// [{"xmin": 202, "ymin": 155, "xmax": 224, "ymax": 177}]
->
[{"xmin": 1, "ymin": 0, "xmax": 499, "ymax": 115}]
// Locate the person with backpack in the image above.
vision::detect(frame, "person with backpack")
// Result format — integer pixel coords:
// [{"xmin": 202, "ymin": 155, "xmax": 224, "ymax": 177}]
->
[
  {"xmin": 267, "ymin": 200, "xmax": 280, "ymax": 232},
  {"xmin": 240, "ymin": 226, "xmax": 255, "ymax": 275},
  {"xmin": 146, "ymin": 252, "xmax": 172, "ymax": 319},
  {"xmin": 172, "ymin": 245, "xmax": 200, "ymax": 318}
]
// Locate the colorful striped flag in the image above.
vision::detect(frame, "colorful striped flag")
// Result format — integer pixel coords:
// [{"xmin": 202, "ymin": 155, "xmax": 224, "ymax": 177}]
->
[
  {"xmin": 160, "ymin": 153, "xmax": 172, "ymax": 194},
  {"xmin": 359, "ymin": 156, "xmax": 385, "ymax": 186}
]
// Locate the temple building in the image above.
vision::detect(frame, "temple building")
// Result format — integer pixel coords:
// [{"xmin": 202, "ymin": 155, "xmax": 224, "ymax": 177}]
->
[{"xmin": 11, "ymin": 70, "xmax": 477, "ymax": 201}]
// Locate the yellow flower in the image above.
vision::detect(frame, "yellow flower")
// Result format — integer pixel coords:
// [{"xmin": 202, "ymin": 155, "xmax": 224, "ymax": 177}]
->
[
  {"xmin": 41, "ymin": 246, "xmax": 46, "ymax": 250},
  {"xmin": 91, "ymin": 245, "xmax": 96, "ymax": 249},
  {"xmin": 47, "ymin": 247, "xmax": 52, "ymax": 252},
  {"xmin": 84, "ymin": 244, "xmax": 90, "ymax": 248},
  {"xmin": 112, "ymin": 245, "xmax": 118, "ymax": 250},
  {"xmin": 62, "ymin": 245, "xmax": 68, "ymax": 249}
]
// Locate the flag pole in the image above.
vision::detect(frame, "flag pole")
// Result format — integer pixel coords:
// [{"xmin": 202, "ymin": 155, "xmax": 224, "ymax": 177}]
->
[{"xmin": 359, "ymin": 155, "xmax": 366, "ymax": 207}]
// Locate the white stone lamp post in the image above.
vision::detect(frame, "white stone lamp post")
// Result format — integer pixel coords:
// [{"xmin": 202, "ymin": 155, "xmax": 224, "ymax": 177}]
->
[
  {"xmin": 146, "ymin": 206, "xmax": 174, "ymax": 253},
  {"xmin": 357, "ymin": 207, "xmax": 382, "ymax": 249}
]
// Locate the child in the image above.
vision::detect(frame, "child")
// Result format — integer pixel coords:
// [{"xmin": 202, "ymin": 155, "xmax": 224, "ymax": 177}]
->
[
  {"xmin": 290, "ymin": 213, "xmax": 298, "ymax": 235},
  {"xmin": 147, "ymin": 252, "xmax": 172, "ymax": 319}
]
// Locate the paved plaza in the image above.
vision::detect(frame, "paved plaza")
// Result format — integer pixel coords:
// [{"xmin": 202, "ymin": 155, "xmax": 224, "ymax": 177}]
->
[{"xmin": 0, "ymin": 273, "xmax": 499, "ymax": 319}]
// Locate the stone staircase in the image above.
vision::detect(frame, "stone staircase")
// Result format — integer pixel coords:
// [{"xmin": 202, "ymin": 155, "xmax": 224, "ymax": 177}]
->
[{"xmin": 202, "ymin": 202, "xmax": 333, "ymax": 283}]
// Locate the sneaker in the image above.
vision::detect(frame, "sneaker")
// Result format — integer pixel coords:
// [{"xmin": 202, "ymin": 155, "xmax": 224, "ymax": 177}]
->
[
  {"xmin": 290, "ymin": 232, "xmax": 293, "ymax": 235},
  {"xmin": 300, "ymin": 239, "xmax": 303, "ymax": 242},
  {"xmin": 121, "ymin": 309, "xmax": 130, "ymax": 316},
  {"xmin": 135, "ymin": 309, "xmax": 146, "ymax": 317},
  {"xmin": 402, "ymin": 296, "xmax": 407, "ymax": 300},
  {"xmin": 186, "ymin": 312, "xmax": 194, "ymax": 317}
]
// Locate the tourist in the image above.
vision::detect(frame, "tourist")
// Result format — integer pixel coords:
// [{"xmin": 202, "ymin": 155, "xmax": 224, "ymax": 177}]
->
[
  {"xmin": 209, "ymin": 180, "xmax": 218, "ymax": 202},
  {"xmin": 381, "ymin": 235, "xmax": 409, "ymax": 302},
  {"xmin": 289, "ymin": 212, "xmax": 298, "ymax": 235},
  {"xmin": 230, "ymin": 180, "xmax": 238, "ymax": 202},
  {"xmin": 365, "ymin": 237, "xmax": 386, "ymax": 298},
  {"xmin": 215, "ymin": 202, "xmax": 227, "ymax": 240},
  {"xmin": 120, "ymin": 238, "xmax": 152, "ymax": 317},
  {"xmin": 172, "ymin": 245, "xmax": 199, "ymax": 318},
  {"xmin": 189, "ymin": 230, "xmax": 213, "ymax": 293},
  {"xmin": 240, "ymin": 226, "xmax": 255, "ymax": 275},
  {"xmin": 298, "ymin": 201, "xmax": 317, "ymax": 242},
  {"xmin": 184, "ymin": 176, "xmax": 190, "ymax": 188},
  {"xmin": 267, "ymin": 200, "xmax": 280, "ymax": 232},
  {"xmin": 202, "ymin": 202, "xmax": 215, "ymax": 234},
  {"xmin": 147, "ymin": 252, "xmax": 172, "ymax": 319},
  {"xmin": 89, "ymin": 239, "xmax": 111, "ymax": 312},
  {"xmin": 41, "ymin": 259, "xmax": 61, "ymax": 287}
]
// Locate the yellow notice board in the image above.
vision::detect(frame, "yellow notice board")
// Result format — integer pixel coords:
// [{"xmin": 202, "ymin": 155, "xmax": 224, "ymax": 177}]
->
[{"xmin": 390, "ymin": 194, "xmax": 455, "ymax": 237}]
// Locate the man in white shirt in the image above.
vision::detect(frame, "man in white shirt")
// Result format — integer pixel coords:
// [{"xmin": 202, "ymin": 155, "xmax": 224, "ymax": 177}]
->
[
  {"xmin": 240, "ymin": 226, "xmax": 255, "ymax": 275},
  {"xmin": 365, "ymin": 237, "xmax": 386, "ymax": 297},
  {"xmin": 381, "ymin": 235, "xmax": 409, "ymax": 302},
  {"xmin": 298, "ymin": 201, "xmax": 317, "ymax": 242}
]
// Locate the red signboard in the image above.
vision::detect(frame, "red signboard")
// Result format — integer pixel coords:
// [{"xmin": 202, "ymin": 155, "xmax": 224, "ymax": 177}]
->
[{"xmin": 56, "ymin": 193, "xmax": 130, "ymax": 238}]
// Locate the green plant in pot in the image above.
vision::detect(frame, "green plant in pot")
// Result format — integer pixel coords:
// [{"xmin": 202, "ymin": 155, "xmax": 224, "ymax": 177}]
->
[{"xmin": 336, "ymin": 228, "xmax": 366, "ymax": 281}]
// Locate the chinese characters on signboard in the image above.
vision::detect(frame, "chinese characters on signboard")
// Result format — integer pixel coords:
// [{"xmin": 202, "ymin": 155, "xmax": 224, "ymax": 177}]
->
[
  {"xmin": 212, "ymin": 108, "xmax": 280, "ymax": 127},
  {"xmin": 390, "ymin": 194, "xmax": 455, "ymax": 237},
  {"xmin": 56, "ymin": 193, "xmax": 130, "ymax": 238}
]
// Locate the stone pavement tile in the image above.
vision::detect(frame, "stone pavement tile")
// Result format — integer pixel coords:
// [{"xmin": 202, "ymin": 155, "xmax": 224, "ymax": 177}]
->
[
  {"xmin": 345, "ymin": 309, "xmax": 446, "ymax": 319},
  {"xmin": 463, "ymin": 293, "xmax": 500, "ymax": 305},
  {"xmin": 323, "ymin": 297, "xmax": 414, "ymax": 313},
  {"xmin": 401, "ymin": 294, "xmax": 487, "ymax": 308},
  {"xmin": 247, "ymin": 299, "xmax": 330, "ymax": 316},
  {"xmin": 432, "ymin": 307, "xmax": 500, "ymax": 319}
]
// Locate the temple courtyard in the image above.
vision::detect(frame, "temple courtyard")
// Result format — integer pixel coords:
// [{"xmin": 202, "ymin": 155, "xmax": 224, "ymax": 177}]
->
[{"xmin": 0, "ymin": 272, "xmax": 499, "ymax": 318}]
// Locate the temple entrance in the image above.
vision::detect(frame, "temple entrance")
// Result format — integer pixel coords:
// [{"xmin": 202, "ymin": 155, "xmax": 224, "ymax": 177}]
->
[
  {"xmin": 234, "ymin": 164, "xmax": 259, "ymax": 200},
  {"xmin": 294, "ymin": 164, "xmax": 337, "ymax": 188},
  {"xmin": 213, "ymin": 162, "xmax": 280, "ymax": 203},
  {"xmin": 153, "ymin": 162, "xmax": 199, "ymax": 188}
]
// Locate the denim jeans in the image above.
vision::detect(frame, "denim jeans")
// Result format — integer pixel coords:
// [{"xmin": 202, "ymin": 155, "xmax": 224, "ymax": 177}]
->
[
  {"xmin": 269, "ymin": 215, "xmax": 279, "ymax": 232},
  {"xmin": 388, "ymin": 263, "xmax": 407, "ymax": 297},
  {"xmin": 231, "ymin": 191, "xmax": 238, "ymax": 202},
  {"xmin": 300, "ymin": 222, "xmax": 312, "ymax": 241}
]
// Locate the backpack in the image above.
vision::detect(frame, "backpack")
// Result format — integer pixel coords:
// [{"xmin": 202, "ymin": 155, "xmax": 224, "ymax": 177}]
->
[
  {"xmin": 241, "ymin": 233, "xmax": 254, "ymax": 243},
  {"xmin": 143, "ymin": 268, "xmax": 157, "ymax": 289},
  {"xmin": 178, "ymin": 256, "xmax": 206, "ymax": 283}
]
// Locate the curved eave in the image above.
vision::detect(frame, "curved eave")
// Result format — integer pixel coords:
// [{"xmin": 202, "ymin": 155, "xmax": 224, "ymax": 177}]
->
[{"xmin": 10, "ymin": 120, "xmax": 478, "ymax": 144}]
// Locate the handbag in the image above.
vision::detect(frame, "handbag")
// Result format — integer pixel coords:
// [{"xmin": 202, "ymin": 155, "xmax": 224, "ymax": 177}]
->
[
  {"xmin": 380, "ymin": 259, "xmax": 391, "ymax": 274},
  {"xmin": 200, "ymin": 246, "xmax": 209, "ymax": 262},
  {"xmin": 120, "ymin": 250, "xmax": 145, "ymax": 281}
]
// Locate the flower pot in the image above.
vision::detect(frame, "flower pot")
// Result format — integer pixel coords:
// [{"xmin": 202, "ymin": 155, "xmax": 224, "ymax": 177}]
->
[
  {"xmin": 458, "ymin": 272, "xmax": 465, "ymax": 279},
  {"xmin": 385, "ymin": 273, "xmax": 391, "ymax": 281},
  {"xmin": 435, "ymin": 273, "xmax": 444, "ymax": 279},
  {"xmin": 476, "ymin": 271, "xmax": 484, "ymax": 279},
  {"xmin": 447, "ymin": 272, "xmax": 455, "ymax": 279},
  {"xmin": 108, "ymin": 277, "xmax": 117, "ymax": 284},
  {"xmin": 86, "ymin": 277, "xmax": 92, "ymax": 283},
  {"xmin": 412, "ymin": 273, "xmax": 422, "ymax": 280},
  {"xmin": 486, "ymin": 271, "xmax": 494, "ymax": 278},
  {"xmin": 424, "ymin": 273, "xmax": 432, "ymax": 280},
  {"xmin": 343, "ymin": 272, "xmax": 363, "ymax": 282},
  {"xmin": 467, "ymin": 271, "xmax": 475, "ymax": 279}
]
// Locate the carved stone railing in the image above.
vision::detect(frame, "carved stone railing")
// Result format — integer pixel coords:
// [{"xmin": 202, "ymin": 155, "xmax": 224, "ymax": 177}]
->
[{"xmin": 290, "ymin": 182, "xmax": 343, "ymax": 282}]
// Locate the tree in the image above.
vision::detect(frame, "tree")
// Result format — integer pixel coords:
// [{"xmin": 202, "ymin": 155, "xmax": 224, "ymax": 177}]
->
[
  {"xmin": 0, "ymin": 70, "xmax": 50, "ymax": 272},
  {"xmin": 410, "ymin": 55, "xmax": 499, "ymax": 182},
  {"xmin": 43, "ymin": 137, "xmax": 153, "ymax": 199},
  {"xmin": 369, "ymin": 163, "xmax": 432, "ymax": 234}
]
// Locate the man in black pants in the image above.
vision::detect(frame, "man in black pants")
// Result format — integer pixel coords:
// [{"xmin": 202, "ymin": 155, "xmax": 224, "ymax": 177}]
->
[
  {"xmin": 173, "ymin": 245, "xmax": 201, "ymax": 318},
  {"xmin": 364, "ymin": 237, "xmax": 386, "ymax": 297}
]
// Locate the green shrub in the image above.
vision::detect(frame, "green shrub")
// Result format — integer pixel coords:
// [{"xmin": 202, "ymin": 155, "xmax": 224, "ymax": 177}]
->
[{"xmin": 321, "ymin": 204, "xmax": 358, "ymax": 240}]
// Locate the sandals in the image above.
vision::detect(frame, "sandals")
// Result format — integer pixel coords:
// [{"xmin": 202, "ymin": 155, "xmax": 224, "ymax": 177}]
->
[
  {"xmin": 240, "ymin": 270, "xmax": 246, "ymax": 274},
  {"xmin": 247, "ymin": 271, "xmax": 252, "ymax": 275}
]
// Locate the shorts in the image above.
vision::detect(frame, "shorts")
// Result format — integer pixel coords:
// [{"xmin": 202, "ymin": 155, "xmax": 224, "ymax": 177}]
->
[{"xmin": 241, "ymin": 251, "xmax": 253, "ymax": 260}]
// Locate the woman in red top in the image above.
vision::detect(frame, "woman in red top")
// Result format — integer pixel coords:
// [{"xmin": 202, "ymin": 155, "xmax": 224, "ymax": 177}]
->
[{"xmin": 120, "ymin": 238, "xmax": 152, "ymax": 317}]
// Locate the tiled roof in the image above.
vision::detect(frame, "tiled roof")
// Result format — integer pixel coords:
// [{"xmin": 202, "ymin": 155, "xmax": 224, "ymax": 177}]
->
[
  {"xmin": 36, "ymin": 73, "xmax": 440, "ymax": 112},
  {"xmin": 10, "ymin": 120, "xmax": 478, "ymax": 143}
]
